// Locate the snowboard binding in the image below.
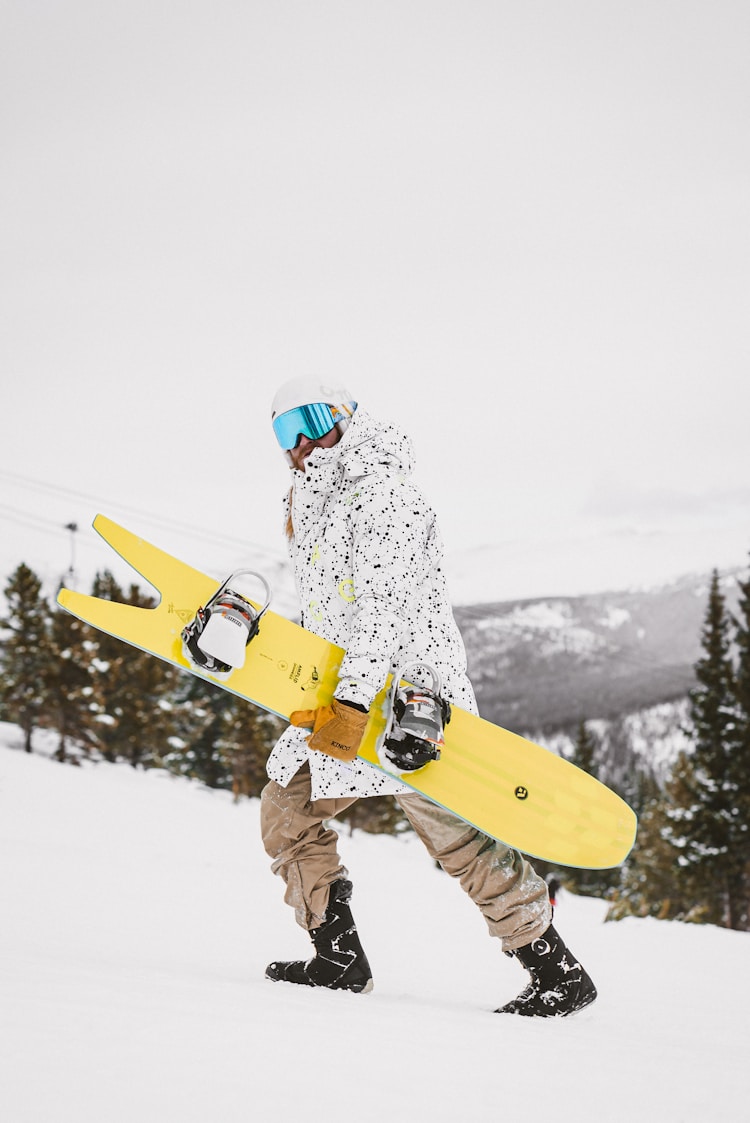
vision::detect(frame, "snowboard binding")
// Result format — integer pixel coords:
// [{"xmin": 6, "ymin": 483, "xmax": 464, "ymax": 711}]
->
[
  {"xmin": 181, "ymin": 571, "xmax": 271, "ymax": 679},
  {"xmin": 380, "ymin": 662, "xmax": 451, "ymax": 773}
]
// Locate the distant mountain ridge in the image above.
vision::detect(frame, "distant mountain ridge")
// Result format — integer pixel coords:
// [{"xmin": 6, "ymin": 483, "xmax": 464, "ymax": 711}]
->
[{"xmin": 453, "ymin": 568, "xmax": 742, "ymax": 736}]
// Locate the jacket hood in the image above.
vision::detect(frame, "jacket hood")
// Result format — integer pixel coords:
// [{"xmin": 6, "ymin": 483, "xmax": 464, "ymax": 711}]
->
[
  {"xmin": 286, "ymin": 410, "xmax": 416, "ymax": 547},
  {"xmin": 333, "ymin": 409, "xmax": 415, "ymax": 481}
]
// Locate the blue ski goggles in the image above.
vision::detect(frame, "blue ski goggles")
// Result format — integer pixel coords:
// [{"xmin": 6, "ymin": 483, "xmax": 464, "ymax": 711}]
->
[{"xmin": 272, "ymin": 402, "xmax": 356, "ymax": 450}]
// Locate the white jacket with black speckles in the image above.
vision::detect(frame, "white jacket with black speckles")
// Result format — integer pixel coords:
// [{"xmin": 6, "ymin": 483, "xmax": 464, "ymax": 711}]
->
[{"xmin": 265, "ymin": 409, "xmax": 479, "ymax": 800}]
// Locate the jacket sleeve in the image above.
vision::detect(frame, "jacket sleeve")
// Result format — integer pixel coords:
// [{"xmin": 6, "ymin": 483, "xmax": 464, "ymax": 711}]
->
[{"xmin": 333, "ymin": 475, "xmax": 441, "ymax": 708}]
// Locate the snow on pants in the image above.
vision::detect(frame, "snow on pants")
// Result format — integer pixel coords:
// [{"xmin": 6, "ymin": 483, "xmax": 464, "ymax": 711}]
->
[{"xmin": 260, "ymin": 762, "xmax": 551, "ymax": 952}]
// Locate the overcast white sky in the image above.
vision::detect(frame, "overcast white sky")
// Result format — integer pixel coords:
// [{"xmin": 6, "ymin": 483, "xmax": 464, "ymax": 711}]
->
[{"xmin": 2, "ymin": 0, "xmax": 748, "ymax": 603}]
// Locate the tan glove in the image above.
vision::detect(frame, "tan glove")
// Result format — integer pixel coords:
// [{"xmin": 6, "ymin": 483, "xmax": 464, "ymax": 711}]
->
[{"xmin": 289, "ymin": 698, "xmax": 369, "ymax": 762}]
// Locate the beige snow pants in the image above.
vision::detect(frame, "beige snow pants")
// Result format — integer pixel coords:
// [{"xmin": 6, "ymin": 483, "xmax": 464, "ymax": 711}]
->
[{"xmin": 260, "ymin": 763, "xmax": 551, "ymax": 953}]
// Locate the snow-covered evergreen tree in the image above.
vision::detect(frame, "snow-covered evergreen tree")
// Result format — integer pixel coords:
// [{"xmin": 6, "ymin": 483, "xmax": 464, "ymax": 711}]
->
[
  {"xmin": 165, "ymin": 673, "xmax": 235, "ymax": 790},
  {"xmin": 0, "ymin": 564, "xmax": 51, "ymax": 752},
  {"xmin": 728, "ymin": 559, "xmax": 750, "ymax": 928},
  {"xmin": 562, "ymin": 721, "xmax": 620, "ymax": 897},
  {"xmin": 663, "ymin": 570, "xmax": 744, "ymax": 927},
  {"xmin": 568, "ymin": 719, "xmax": 598, "ymax": 775},
  {"xmin": 216, "ymin": 699, "xmax": 284, "ymax": 800},
  {"xmin": 43, "ymin": 602, "xmax": 100, "ymax": 762},
  {"xmin": 90, "ymin": 571, "xmax": 178, "ymax": 767}
]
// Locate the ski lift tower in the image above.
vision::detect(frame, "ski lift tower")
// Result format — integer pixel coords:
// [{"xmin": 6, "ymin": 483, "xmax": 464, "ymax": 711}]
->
[{"xmin": 64, "ymin": 521, "xmax": 78, "ymax": 586}]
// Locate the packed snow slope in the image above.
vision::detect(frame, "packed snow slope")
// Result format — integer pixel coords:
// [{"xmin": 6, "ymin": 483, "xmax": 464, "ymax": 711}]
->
[{"xmin": 1, "ymin": 725, "xmax": 747, "ymax": 1123}]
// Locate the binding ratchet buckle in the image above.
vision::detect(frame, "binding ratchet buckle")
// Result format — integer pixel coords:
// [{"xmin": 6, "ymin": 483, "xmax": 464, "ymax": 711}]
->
[
  {"xmin": 181, "ymin": 571, "xmax": 271, "ymax": 679},
  {"xmin": 380, "ymin": 662, "xmax": 451, "ymax": 774}
]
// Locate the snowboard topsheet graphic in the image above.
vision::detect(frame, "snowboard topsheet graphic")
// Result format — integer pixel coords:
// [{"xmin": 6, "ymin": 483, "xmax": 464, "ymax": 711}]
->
[{"xmin": 57, "ymin": 515, "xmax": 637, "ymax": 869}]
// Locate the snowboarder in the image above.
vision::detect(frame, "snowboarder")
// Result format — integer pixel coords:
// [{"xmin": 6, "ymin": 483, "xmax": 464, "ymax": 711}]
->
[{"xmin": 261, "ymin": 377, "xmax": 597, "ymax": 1017}]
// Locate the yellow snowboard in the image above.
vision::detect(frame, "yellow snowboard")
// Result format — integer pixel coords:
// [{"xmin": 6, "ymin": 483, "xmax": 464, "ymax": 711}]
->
[{"xmin": 57, "ymin": 515, "xmax": 637, "ymax": 869}]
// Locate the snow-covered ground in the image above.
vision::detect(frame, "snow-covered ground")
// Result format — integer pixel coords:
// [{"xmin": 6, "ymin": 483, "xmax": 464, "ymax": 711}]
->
[{"xmin": 1, "ymin": 724, "xmax": 747, "ymax": 1122}]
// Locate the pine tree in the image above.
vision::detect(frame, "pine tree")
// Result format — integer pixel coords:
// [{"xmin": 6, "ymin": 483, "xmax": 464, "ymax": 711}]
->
[
  {"xmin": 563, "ymin": 721, "xmax": 619, "ymax": 898},
  {"xmin": 90, "ymin": 571, "xmax": 178, "ymax": 767},
  {"xmin": 729, "ymin": 559, "xmax": 750, "ymax": 929},
  {"xmin": 569, "ymin": 720, "xmax": 598, "ymax": 775},
  {"xmin": 165, "ymin": 673, "xmax": 235, "ymax": 789},
  {"xmin": 163, "ymin": 664, "xmax": 283, "ymax": 796},
  {"xmin": 43, "ymin": 602, "xmax": 100, "ymax": 762},
  {"xmin": 734, "ymin": 561, "xmax": 750, "ymax": 748},
  {"xmin": 611, "ymin": 564, "xmax": 750, "ymax": 928},
  {"xmin": 610, "ymin": 765, "xmax": 691, "ymax": 922},
  {"xmin": 217, "ymin": 698, "xmax": 284, "ymax": 800},
  {"xmin": 663, "ymin": 570, "xmax": 741, "ymax": 927},
  {"xmin": 0, "ymin": 564, "xmax": 52, "ymax": 752},
  {"xmin": 333, "ymin": 795, "xmax": 410, "ymax": 836}
]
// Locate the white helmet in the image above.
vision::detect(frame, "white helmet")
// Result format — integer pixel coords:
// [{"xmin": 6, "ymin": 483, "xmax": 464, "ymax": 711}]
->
[{"xmin": 271, "ymin": 377, "xmax": 357, "ymax": 452}]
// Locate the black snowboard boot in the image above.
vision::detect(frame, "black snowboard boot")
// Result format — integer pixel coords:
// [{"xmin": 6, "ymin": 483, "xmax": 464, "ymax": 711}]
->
[
  {"xmin": 265, "ymin": 879, "xmax": 373, "ymax": 994},
  {"xmin": 497, "ymin": 924, "xmax": 597, "ymax": 1017}
]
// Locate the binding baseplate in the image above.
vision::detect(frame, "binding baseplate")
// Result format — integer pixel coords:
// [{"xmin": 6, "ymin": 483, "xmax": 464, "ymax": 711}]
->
[
  {"xmin": 380, "ymin": 661, "xmax": 451, "ymax": 773},
  {"xmin": 181, "ymin": 570, "xmax": 271, "ymax": 679}
]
